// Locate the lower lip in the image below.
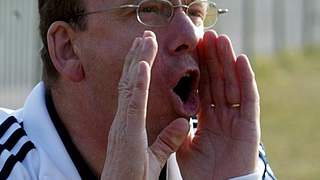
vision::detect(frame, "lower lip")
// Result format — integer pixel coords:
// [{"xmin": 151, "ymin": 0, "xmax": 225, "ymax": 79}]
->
[{"xmin": 170, "ymin": 90, "xmax": 199, "ymax": 118}]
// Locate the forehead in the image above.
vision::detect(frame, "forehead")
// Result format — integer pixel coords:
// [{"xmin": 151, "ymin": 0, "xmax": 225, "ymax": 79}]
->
[
  {"xmin": 84, "ymin": 0, "xmax": 190, "ymax": 10},
  {"xmin": 84, "ymin": 0, "xmax": 137, "ymax": 10}
]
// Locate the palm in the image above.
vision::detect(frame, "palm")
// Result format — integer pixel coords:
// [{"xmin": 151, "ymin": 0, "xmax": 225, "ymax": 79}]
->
[
  {"xmin": 177, "ymin": 31, "xmax": 260, "ymax": 180},
  {"xmin": 177, "ymin": 108, "xmax": 259, "ymax": 179}
]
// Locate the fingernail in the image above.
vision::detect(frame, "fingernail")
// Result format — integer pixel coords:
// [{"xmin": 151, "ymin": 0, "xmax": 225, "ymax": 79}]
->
[
  {"xmin": 143, "ymin": 30, "xmax": 156, "ymax": 39},
  {"xmin": 143, "ymin": 31, "xmax": 150, "ymax": 38}
]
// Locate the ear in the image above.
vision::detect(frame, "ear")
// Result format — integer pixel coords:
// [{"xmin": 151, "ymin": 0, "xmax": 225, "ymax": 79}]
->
[{"xmin": 47, "ymin": 21, "xmax": 85, "ymax": 82}]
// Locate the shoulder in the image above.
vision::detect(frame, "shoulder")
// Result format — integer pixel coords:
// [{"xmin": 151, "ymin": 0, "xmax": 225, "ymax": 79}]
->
[
  {"xmin": 0, "ymin": 109, "xmax": 37, "ymax": 179},
  {"xmin": 0, "ymin": 108, "xmax": 14, "ymax": 122},
  {"xmin": 257, "ymin": 143, "xmax": 277, "ymax": 180}
]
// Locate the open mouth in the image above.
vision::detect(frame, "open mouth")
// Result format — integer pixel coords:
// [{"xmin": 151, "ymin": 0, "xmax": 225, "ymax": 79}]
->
[
  {"xmin": 173, "ymin": 74, "xmax": 194, "ymax": 103},
  {"xmin": 171, "ymin": 71, "xmax": 199, "ymax": 117}
]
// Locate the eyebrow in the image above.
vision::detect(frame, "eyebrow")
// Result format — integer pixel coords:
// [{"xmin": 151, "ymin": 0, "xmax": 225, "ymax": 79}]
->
[{"xmin": 121, "ymin": 0, "xmax": 140, "ymax": 5}]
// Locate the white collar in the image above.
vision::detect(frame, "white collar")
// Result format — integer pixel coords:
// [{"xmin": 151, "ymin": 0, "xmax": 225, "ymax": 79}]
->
[
  {"xmin": 21, "ymin": 82, "xmax": 184, "ymax": 179},
  {"xmin": 22, "ymin": 82, "xmax": 81, "ymax": 179}
]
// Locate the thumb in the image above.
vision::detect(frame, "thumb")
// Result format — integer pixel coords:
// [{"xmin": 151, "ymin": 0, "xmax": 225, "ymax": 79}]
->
[{"xmin": 149, "ymin": 118, "xmax": 190, "ymax": 169}]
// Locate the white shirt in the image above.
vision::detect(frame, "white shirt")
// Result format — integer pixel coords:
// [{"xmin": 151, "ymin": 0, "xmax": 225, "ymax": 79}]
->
[{"xmin": 0, "ymin": 82, "xmax": 276, "ymax": 180}]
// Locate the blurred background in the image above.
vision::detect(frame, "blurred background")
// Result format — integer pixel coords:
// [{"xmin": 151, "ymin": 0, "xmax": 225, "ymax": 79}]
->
[{"xmin": 1, "ymin": 0, "xmax": 319, "ymax": 179}]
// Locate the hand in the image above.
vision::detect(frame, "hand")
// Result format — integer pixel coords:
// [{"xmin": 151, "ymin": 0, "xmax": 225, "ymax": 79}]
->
[
  {"xmin": 100, "ymin": 31, "xmax": 190, "ymax": 180},
  {"xmin": 177, "ymin": 31, "xmax": 260, "ymax": 179}
]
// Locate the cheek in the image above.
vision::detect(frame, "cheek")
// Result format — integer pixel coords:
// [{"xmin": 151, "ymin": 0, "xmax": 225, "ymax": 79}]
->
[
  {"xmin": 78, "ymin": 35, "xmax": 128, "ymax": 106},
  {"xmin": 146, "ymin": 63, "xmax": 179, "ymax": 143},
  {"xmin": 85, "ymin": 47, "xmax": 123, "ymax": 83},
  {"xmin": 80, "ymin": 30, "xmax": 132, "ymax": 79}
]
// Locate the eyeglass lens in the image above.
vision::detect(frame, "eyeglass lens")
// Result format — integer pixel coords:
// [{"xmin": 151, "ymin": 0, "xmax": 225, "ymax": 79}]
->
[
  {"xmin": 138, "ymin": 0, "xmax": 173, "ymax": 26},
  {"xmin": 137, "ymin": 0, "xmax": 218, "ymax": 28}
]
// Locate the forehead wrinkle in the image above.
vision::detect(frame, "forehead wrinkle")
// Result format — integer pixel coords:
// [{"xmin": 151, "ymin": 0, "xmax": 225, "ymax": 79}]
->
[
  {"xmin": 171, "ymin": 0, "xmax": 193, "ymax": 5},
  {"xmin": 119, "ymin": 0, "xmax": 140, "ymax": 5},
  {"xmin": 85, "ymin": 0, "xmax": 140, "ymax": 12}
]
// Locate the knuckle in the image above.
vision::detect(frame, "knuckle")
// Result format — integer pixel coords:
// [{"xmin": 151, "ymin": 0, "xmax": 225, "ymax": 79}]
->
[
  {"xmin": 150, "ymin": 144, "xmax": 171, "ymax": 164},
  {"xmin": 127, "ymin": 100, "xmax": 140, "ymax": 114},
  {"xmin": 134, "ymin": 77, "xmax": 146, "ymax": 91},
  {"xmin": 127, "ymin": 99, "xmax": 145, "ymax": 119},
  {"xmin": 157, "ymin": 133, "xmax": 176, "ymax": 154},
  {"xmin": 118, "ymin": 77, "xmax": 132, "ymax": 93},
  {"xmin": 118, "ymin": 85, "xmax": 132, "ymax": 99},
  {"xmin": 108, "ymin": 122, "xmax": 129, "ymax": 144}
]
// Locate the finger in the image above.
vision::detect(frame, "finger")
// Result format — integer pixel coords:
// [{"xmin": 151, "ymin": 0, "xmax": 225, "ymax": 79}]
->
[
  {"xmin": 117, "ymin": 37, "xmax": 144, "ymax": 120},
  {"xmin": 122, "ymin": 37, "xmax": 143, "ymax": 75},
  {"xmin": 105, "ymin": 63, "xmax": 149, "ymax": 179},
  {"xmin": 198, "ymin": 59, "xmax": 223, "ymax": 132},
  {"xmin": 198, "ymin": 39, "xmax": 215, "ymax": 125},
  {"xmin": 118, "ymin": 30, "xmax": 158, "ymax": 118},
  {"xmin": 141, "ymin": 31, "xmax": 158, "ymax": 67},
  {"xmin": 126, "ymin": 31, "xmax": 158, "ymax": 89},
  {"xmin": 198, "ymin": 41, "xmax": 213, "ymax": 113},
  {"xmin": 122, "ymin": 30, "xmax": 157, "ymax": 83},
  {"xmin": 203, "ymin": 30, "xmax": 225, "ymax": 107},
  {"xmin": 236, "ymin": 54, "xmax": 260, "ymax": 121},
  {"xmin": 128, "ymin": 31, "xmax": 158, "ymax": 72},
  {"xmin": 149, "ymin": 118, "xmax": 189, "ymax": 170},
  {"xmin": 126, "ymin": 31, "xmax": 158, "ymax": 132},
  {"xmin": 126, "ymin": 62, "xmax": 152, "ymax": 134},
  {"xmin": 217, "ymin": 35, "xmax": 241, "ymax": 106}
]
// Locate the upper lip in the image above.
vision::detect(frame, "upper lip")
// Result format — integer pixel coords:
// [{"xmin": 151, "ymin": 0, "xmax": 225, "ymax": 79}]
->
[{"xmin": 169, "ymin": 68, "xmax": 200, "ymax": 90}]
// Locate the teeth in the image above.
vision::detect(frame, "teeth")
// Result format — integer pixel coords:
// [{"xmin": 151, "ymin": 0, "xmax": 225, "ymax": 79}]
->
[{"xmin": 183, "ymin": 73, "xmax": 191, "ymax": 78}]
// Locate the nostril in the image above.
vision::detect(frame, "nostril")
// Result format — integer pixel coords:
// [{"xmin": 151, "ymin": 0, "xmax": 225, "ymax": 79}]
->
[{"xmin": 175, "ymin": 44, "xmax": 189, "ymax": 52}]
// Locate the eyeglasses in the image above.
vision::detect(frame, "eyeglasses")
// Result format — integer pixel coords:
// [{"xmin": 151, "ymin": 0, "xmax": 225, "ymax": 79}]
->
[{"xmin": 77, "ymin": 0, "xmax": 228, "ymax": 29}]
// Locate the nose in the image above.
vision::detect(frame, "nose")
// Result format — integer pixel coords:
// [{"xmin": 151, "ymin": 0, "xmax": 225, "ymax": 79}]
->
[{"xmin": 166, "ymin": 10, "xmax": 202, "ymax": 55}]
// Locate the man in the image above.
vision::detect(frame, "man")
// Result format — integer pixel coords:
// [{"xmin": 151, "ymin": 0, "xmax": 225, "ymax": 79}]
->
[{"xmin": 0, "ymin": 0, "xmax": 276, "ymax": 179}]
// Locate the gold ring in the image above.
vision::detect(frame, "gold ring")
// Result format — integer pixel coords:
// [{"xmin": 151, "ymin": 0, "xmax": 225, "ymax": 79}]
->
[{"xmin": 230, "ymin": 104, "xmax": 240, "ymax": 108}]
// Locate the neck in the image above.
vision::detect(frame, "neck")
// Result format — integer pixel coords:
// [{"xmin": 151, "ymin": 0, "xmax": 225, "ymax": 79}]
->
[{"xmin": 49, "ymin": 82, "xmax": 112, "ymax": 177}]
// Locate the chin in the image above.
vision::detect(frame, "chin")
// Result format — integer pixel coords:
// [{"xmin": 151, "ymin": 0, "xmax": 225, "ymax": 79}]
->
[{"xmin": 145, "ymin": 103, "xmax": 178, "ymax": 145}]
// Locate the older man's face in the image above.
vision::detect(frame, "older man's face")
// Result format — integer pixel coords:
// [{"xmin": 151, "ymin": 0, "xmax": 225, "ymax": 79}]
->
[{"xmin": 78, "ymin": 0, "xmax": 203, "ymax": 143}]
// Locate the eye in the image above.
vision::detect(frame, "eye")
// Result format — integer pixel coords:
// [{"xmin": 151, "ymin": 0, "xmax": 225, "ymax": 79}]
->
[
  {"xmin": 141, "ymin": 6, "xmax": 158, "ymax": 13},
  {"xmin": 188, "ymin": 9, "xmax": 204, "ymax": 19},
  {"xmin": 139, "ymin": 2, "xmax": 162, "ymax": 14},
  {"xmin": 137, "ymin": 0, "xmax": 172, "ymax": 26},
  {"xmin": 188, "ymin": 4, "xmax": 206, "ymax": 19}
]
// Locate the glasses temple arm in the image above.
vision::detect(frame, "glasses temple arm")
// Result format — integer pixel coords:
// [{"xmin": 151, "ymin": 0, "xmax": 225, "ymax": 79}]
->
[{"xmin": 218, "ymin": 8, "xmax": 228, "ymax": 14}]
